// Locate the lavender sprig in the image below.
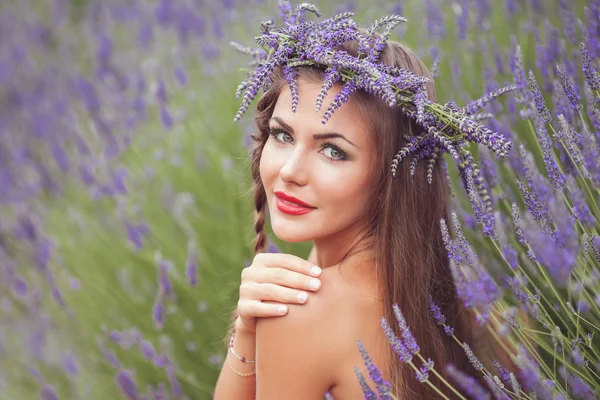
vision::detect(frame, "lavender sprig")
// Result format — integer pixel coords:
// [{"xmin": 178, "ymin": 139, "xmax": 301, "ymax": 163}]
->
[{"xmin": 356, "ymin": 340, "xmax": 393, "ymax": 398}]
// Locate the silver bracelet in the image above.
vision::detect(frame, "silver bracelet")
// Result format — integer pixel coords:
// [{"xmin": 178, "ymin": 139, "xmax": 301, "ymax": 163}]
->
[{"xmin": 228, "ymin": 332, "xmax": 256, "ymax": 363}]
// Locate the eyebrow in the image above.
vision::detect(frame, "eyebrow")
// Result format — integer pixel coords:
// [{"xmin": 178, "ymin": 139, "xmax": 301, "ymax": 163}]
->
[{"xmin": 269, "ymin": 117, "xmax": 357, "ymax": 148}]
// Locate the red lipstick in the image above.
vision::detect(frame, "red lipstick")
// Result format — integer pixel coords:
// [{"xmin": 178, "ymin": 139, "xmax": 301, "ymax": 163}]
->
[{"xmin": 274, "ymin": 191, "xmax": 316, "ymax": 215}]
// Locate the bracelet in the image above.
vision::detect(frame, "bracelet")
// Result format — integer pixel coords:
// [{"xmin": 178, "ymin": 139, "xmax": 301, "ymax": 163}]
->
[
  {"xmin": 229, "ymin": 332, "xmax": 256, "ymax": 363},
  {"xmin": 227, "ymin": 348, "xmax": 256, "ymax": 377}
]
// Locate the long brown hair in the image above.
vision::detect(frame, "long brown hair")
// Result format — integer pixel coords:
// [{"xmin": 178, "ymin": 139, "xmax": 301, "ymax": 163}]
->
[{"xmin": 226, "ymin": 36, "xmax": 513, "ymax": 398}]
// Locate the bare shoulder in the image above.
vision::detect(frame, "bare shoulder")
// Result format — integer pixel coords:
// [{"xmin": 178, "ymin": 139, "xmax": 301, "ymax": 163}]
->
[
  {"xmin": 320, "ymin": 265, "xmax": 392, "ymax": 399},
  {"xmin": 256, "ymin": 265, "xmax": 391, "ymax": 399}
]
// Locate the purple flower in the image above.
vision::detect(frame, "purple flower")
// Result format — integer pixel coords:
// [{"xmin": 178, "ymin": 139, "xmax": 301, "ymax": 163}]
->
[
  {"xmin": 282, "ymin": 65, "xmax": 299, "ymax": 113},
  {"xmin": 580, "ymin": 42, "xmax": 600, "ymax": 90},
  {"xmin": 153, "ymin": 293, "xmax": 165, "ymax": 329},
  {"xmin": 428, "ymin": 294, "xmax": 454, "ymax": 336},
  {"xmin": 12, "ymin": 276, "xmax": 28, "ymax": 296},
  {"xmin": 352, "ymin": 367, "xmax": 378, "ymax": 400},
  {"xmin": 116, "ymin": 370, "xmax": 138, "ymax": 400},
  {"xmin": 492, "ymin": 359, "xmax": 511, "ymax": 384},
  {"xmin": 456, "ymin": 0, "xmax": 469, "ymax": 40},
  {"xmin": 380, "ymin": 317, "xmax": 412, "ymax": 363},
  {"xmin": 63, "ymin": 353, "xmax": 78, "ymax": 375},
  {"xmin": 416, "ymin": 358, "xmax": 434, "ymax": 383},
  {"xmin": 555, "ymin": 64, "xmax": 582, "ymax": 112},
  {"xmin": 174, "ymin": 66, "xmax": 188, "ymax": 86},
  {"xmin": 40, "ymin": 385, "xmax": 59, "ymax": 400},
  {"xmin": 462, "ymin": 342, "xmax": 483, "ymax": 371},
  {"xmin": 445, "ymin": 364, "xmax": 490, "ymax": 400},
  {"xmin": 186, "ymin": 245, "xmax": 199, "ymax": 287},
  {"xmin": 139, "ymin": 341, "xmax": 156, "ymax": 360},
  {"xmin": 167, "ymin": 365, "xmax": 183, "ymax": 397},
  {"xmin": 157, "ymin": 260, "xmax": 173, "ymax": 297},
  {"xmin": 392, "ymin": 304, "xmax": 420, "ymax": 355},
  {"xmin": 527, "ymin": 71, "xmax": 551, "ymax": 124},
  {"xmin": 356, "ymin": 340, "xmax": 392, "ymax": 397},
  {"xmin": 533, "ymin": 122, "xmax": 565, "ymax": 189}
]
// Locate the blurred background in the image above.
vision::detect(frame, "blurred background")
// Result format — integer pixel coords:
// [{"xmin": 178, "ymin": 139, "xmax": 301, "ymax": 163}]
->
[{"xmin": 0, "ymin": 0, "xmax": 594, "ymax": 398}]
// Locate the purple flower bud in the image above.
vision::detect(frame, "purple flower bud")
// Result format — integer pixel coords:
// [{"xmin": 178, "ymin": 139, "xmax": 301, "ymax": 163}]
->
[
  {"xmin": 140, "ymin": 341, "xmax": 156, "ymax": 360},
  {"xmin": 356, "ymin": 340, "xmax": 392, "ymax": 396},
  {"xmin": 445, "ymin": 364, "xmax": 491, "ymax": 400},
  {"xmin": 174, "ymin": 66, "xmax": 187, "ymax": 86},
  {"xmin": 160, "ymin": 104, "xmax": 173, "ymax": 129},
  {"xmin": 555, "ymin": 64, "xmax": 582, "ymax": 112},
  {"xmin": 462, "ymin": 342, "xmax": 484, "ymax": 371},
  {"xmin": 352, "ymin": 367, "xmax": 377, "ymax": 400},
  {"xmin": 380, "ymin": 317, "xmax": 412, "ymax": 363},
  {"xmin": 158, "ymin": 260, "xmax": 173, "ymax": 297},
  {"xmin": 63, "ymin": 353, "xmax": 78, "ymax": 375},
  {"xmin": 156, "ymin": 77, "xmax": 167, "ymax": 104},
  {"xmin": 40, "ymin": 385, "xmax": 59, "ymax": 400},
  {"xmin": 580, "ymin": 42, "xmax": 600, "ymax": 91},
  {"xmin": 153, "ymin": 294, "xmax": 165, "ymax": 329},
  {"xmin": 103, "ymin": 348, "xmax": 121, "ymax": 369},
  {"xmin": 167, "ymin": 365, "xmax": 183, "ymax": 397},
  {"xmin": 12, "ymin": 276, "xmax": 28, "ymax": 296},
  {"xmin": 186, "ymin": 242, "xmax": 199, "ymax": 287},
  {"xmin": 116, "ymin": 370, "xmax": 138, "ymax": 400},
  {"xmin": 392, "ymin": 304, "xmax": 420, "ymax": 355}
]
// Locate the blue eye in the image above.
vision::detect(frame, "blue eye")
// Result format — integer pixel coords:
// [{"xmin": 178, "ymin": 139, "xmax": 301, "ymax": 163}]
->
[
  {"xmin": 268, "ymin": 128, "xmax": 293, "ymax": 143},
  {"xmin": 321, "ymin": 143, "xmax": 347, "ymax": 162},
  {"xmin": 267, "ymin": 128, "xmax": 349, "ymax": 163}
]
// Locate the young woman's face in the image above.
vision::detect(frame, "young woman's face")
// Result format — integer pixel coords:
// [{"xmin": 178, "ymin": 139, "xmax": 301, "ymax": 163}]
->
[{"xmin": 260, "ymin": 77, "xmax": 376, "ymax": 244}]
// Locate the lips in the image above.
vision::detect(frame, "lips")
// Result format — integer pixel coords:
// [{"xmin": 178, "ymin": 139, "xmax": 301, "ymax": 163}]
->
[
  {"xmin": 274, "ymin": 191, "xmax": 316, "ymax": 216},
  {"xmin": 273, "ymin": 191, "xmax": 315, "ymax": 208}
]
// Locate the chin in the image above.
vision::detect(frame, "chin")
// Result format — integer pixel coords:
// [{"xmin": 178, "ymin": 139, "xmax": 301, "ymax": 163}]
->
[{"xmin": 270, "ymin": 218, "xmax": 316, "ymax": 243}]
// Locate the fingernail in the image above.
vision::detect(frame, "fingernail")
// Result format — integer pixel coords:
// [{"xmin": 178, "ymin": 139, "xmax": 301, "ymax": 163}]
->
[
  {"xmin": 278, "ymin": 306, "xmax": 287, "ymax": 315},
  {"xmin": 311, "ymin": 266, "xmax": 322, "ymax": 276},
  {"xmin": 310, "ymin": 279, "xmax": 321, "ymax": 290},
  {"xmin": 297, "ymin": 292, "xmax": 308, "ymax": 303}
]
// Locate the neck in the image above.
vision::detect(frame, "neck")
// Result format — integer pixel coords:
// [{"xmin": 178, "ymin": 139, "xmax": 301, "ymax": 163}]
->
[{"xmin": 307, "ymin": 219, "xmax": 375, "ymax": 273}]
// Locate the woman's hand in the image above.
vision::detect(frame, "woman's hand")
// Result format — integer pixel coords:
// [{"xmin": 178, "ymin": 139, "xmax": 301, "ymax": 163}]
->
[{"xmin": 235, "ymin": 253, "xmax": 322, "ymax": 334}]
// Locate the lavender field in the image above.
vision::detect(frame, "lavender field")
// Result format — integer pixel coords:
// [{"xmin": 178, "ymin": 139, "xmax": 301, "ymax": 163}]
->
[{"xmin": 0, "ymin": 0, "xmax": 599, "ymax": 399}]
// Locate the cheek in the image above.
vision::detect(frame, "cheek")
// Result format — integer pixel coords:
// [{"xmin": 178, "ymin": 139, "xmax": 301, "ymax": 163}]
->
[
  {"xmin": 259, "ymin": 142, "xmax": 280, "ymax": 187},
  {"xmin": 316, "ymin": 170, "xmax": 372, "ymax": 212}
]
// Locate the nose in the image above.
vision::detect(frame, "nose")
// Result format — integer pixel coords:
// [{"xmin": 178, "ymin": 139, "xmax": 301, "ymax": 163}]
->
[{"xmin": 279, "ymin": 147, "xmax": 309, "ymax": 186}]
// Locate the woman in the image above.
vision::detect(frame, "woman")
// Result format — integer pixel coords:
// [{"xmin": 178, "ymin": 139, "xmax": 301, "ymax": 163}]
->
[{"xmin": 214, "ymin": 19, "xmax": 514, "ymax": 400}]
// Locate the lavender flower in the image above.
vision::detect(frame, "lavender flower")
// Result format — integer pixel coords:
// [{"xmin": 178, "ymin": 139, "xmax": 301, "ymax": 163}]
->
[
  {"xmin": 527, "ymin": 70, "xmax": 551, "ymax": 124},
  {"xmin": 580, "ymin": 42, "xmax": 600, "ymax": 91},
  {"xmin": 392, "ymin": 304, "xmax": 420, "ymax": 355},
  {"xmin": 445, "ymin": 364, "xmax": 491, "ymax": 400},
  {"xmin": 353, "ymin": 367, "xmax": 378, "ymax": 400},
  {"xmin": 152, "ymin": 292, "xmax": 165, "ymax": 329},
  {"xmin": 186, "ymin": 241, "xmax": 199, "ymax": 287},
  {"xmin": 157, "ymin": 260, "xmax": 173, "ymax": 297},
  {"xmin": 462, "ymin": 342, "xmax": 484, "ymax": 371},
  {"xmin": 427, "ymin": 294, "xmax": 454, "ymax": 336},
  {"xmin": 416, "ymin": 358, "xmax": 434, "ymax": 383},
  {"xmin": 282, "ymin": 65, "xmax": 299, "ymax": 113},
  {"xmin": 380, "ymin": 317, "xmax": 412, "ymax": 363},
  {"xmin": 533, "ymin": 122, "xmax": 565, "ymax": 189},
  {"xmin": 356, "ymin": 340, "xmax": 392, "ymax": 397},
  {"xmin": 116, "ymin": 370, "xmax": 138, "ymax": 400},
  {"xmin": 40, "ymin": 385, "xmax": 59, "ymax": 400},
  {"xmin": 555, "ymin": 65, "xmax": 582, "ymax": 112}
]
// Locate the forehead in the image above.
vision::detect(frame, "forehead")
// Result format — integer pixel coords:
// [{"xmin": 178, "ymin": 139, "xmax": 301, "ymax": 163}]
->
[{"xmin": 272, "ymin": 78, "xmax": 369, "ymax": 145}]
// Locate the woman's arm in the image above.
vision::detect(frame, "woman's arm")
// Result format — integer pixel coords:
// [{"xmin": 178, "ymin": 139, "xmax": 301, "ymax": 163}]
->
[{"xmin": 213, "ymin": 319, "xmax": 257, "ymax": 400}]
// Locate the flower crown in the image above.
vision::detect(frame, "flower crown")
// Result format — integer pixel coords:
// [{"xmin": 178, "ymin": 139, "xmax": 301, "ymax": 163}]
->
[{"xmin": 231, "ymin": 1, "xmax": 515, "ymax": 215}]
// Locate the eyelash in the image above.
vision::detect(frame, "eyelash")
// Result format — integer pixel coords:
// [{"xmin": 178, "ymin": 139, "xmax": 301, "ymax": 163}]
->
[{"xmin": 267, "ymin": 128, "xmax": 349, "ymax": 163}]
